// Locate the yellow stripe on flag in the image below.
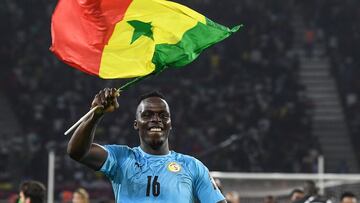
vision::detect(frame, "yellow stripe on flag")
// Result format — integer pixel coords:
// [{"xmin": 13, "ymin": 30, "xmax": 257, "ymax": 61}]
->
[{"xmin": 99, "ymin": 0, "xmax": 206, "ymax": 78}]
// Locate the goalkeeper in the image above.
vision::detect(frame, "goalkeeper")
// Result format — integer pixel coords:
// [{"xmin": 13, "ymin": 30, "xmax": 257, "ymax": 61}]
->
[{"xmin": 67, "ymin": 88, "xmax": 226, "ymax": 203}]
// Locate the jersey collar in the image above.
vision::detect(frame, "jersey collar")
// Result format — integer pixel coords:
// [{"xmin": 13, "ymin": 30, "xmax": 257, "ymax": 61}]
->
[{"xmin": 138, "ymin": 146, "xmax": 172, "ymax": 158}]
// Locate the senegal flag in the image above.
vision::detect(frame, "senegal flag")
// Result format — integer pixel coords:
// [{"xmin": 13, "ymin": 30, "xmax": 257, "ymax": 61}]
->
[{"xmin": 50, "ymin": 0, "xmax": 240, "ymax": 79}]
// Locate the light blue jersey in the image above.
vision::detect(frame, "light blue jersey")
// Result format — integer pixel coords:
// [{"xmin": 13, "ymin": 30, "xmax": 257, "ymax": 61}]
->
[{"xmin": 99, "ymin": 145, "xmax": 225, "ymax": 203}]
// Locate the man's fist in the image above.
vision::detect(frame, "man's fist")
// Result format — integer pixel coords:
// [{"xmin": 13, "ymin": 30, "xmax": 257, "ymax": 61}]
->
[{"xmin": 91, "ymin": 88, "xmax": 120, "ymax": 115}]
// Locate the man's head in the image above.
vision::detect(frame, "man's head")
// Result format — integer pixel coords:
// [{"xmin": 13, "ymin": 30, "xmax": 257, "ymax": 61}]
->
[
  {"xmin": 72, "ymin": 188, "xmax": 89, "ymax": 203},
  {"xmin": 19, "ymin": 180, "xmax": 46, "ymax": 203},
  {"xmin": 225, "ymin": 191, "xmax": 240, "ymax": 203},
  {"xmin": 134, "ymin": 91, "xmax": 172, "ymax": 152},
  {"xmin": 289, "ymin": 189, "xmax": 304, "ymax": 202},
  {"xmin": 341, "ymin": 192, "xmax": 357, "ymax": 203},
  {"xmin": 264, "ymin": 195, "xmax": 276, "ymax": 203},
  {"xmin": 303, "ymin": 180, "xmax": 317, "ymax": 195}
]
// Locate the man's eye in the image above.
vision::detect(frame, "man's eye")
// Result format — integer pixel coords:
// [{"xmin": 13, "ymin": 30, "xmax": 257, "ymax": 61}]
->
[
  {"xmin": 160, "ymin": 113, "xmax": 170, "ymax": 119},
  {"xmin": 142, "ymin": 112, "xmax": 151, "ymax": 118}
]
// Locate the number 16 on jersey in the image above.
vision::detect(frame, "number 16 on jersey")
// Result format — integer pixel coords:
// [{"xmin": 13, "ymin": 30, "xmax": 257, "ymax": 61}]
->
[{"xmin": 146, "ymin": 176, "xmax": 160, "ymax": 197}]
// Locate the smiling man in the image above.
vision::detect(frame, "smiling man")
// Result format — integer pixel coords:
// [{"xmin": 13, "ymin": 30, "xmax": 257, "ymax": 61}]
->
[{"xmin": 67, "ymin": 88, "xmax": 226, "ymax": 203}]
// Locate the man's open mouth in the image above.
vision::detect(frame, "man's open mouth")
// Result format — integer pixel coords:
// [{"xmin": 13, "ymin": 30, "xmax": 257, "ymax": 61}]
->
[{"xmin": 148, "ymin": 127, "xmax": 163, "ymax": 132}]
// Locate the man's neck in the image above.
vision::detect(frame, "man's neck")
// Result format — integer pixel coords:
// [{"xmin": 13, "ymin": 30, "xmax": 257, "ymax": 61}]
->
[{"xmin": 140, "ymin": 142, "xmax": 169, "ymax": 155}]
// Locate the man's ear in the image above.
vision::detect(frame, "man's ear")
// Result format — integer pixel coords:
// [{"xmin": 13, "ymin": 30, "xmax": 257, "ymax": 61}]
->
[{"xmin": 134, "ymin": 120, "xmax": 138, "ymax": 130}]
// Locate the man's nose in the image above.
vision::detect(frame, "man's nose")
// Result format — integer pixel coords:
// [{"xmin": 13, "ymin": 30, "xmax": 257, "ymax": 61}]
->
[{"xmin": 150, "ymin": 113, "xmax": 161, "ymax": 122}]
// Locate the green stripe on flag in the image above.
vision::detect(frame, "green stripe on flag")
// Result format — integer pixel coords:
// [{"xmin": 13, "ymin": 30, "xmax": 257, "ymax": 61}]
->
[{"xmin": 152, "ymin": 21, "xmax": 241, "ymax": 72}]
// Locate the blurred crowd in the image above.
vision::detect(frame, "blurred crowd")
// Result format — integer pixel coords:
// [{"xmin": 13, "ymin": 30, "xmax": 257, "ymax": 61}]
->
[
  {"xmin": 7, "ymin": 0, "xmax": 360, "ymax": 200},
  {"xmin": 220, "ymin": 179, "xmax": 359, "ymax": 203},
  {"xmin": 296, "ymin": 0, "xmax": 360, "ymax": 164},
  {"xmin": 317, "ymin": 0, "xmax": 360, "ymax": 163}
]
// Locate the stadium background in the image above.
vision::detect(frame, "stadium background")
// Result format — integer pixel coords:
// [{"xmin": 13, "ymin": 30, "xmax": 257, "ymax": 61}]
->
[{"xmin": 0, "ymin": 0, "xmax": 360, "ymax": 202}]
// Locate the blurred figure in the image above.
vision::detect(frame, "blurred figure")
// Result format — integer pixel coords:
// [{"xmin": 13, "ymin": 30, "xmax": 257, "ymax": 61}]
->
[
  {"xmin": 214, "ymin": 178, "xmax": 224, "ymax": 193},
  {"xmin": 61, "ymin": 190, "xmax": 73, "ymax": 203},
  {"xmin": 264, "ymin": 195, "xmax": 276, "ymax": 203},
  {"xmin": 294, "ymin": 180, "xmax": 331, "ymax": 203},
  {"xmin": 18, "ymin": 180, "xmax": 46, "ymax": 203},
  {"xmin": 304, "ymin": 27, "xmax": 315, "ymax": 57},
  {"xmin": 72, "ymin": 188, "xmax": 90, "ymax": 203},
  {"xmin": 340, "ymin": 192, "xmax": 357, "ymax": 203},
  {"xmin": 225, "ymin": 191, "xmax": 240, "ymax": 203},
  {"xmin": 289, "ymin": 189, "xmax": 304, "ymax": 202}
]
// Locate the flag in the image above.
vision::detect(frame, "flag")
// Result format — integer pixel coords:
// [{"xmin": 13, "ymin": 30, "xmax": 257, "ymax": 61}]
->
[{"xmin": 50, "ymin": 0, "xmax": 240, "ymax": 79}]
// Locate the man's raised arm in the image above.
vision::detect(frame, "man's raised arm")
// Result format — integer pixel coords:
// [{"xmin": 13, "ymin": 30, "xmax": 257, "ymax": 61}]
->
[{"xmin": 67, "ymin": 88, "xmax": 119, "ymax": 170}]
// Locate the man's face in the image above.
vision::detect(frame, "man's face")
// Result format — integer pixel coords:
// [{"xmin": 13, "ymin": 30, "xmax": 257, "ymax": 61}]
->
[
  {"xmin": 291, "ymin": 192, "xmax": 304, "ymax": 202},
  {"xmin": 134, "ymin": 97, "xmax": 171, "ymax": 150},
  {"xmin": 72, "ymin": 192, "xmax": 85, "ymax": 203},
  {"xmin": 18, "ymin": 191, "xmax": 27, "ymax": 203},
  {"xmin": 341, "ymin": 197, "xmax": 357, "ymax": 203}
]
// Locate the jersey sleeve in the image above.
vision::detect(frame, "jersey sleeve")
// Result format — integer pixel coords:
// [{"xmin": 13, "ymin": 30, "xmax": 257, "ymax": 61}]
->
[
  {"xmin": 98, "ymin": 145, "xmax": 131, "ymax": 181},
  {"xmin": 193, "ymin": 160, "xmax": 225, "ymax": 203}
]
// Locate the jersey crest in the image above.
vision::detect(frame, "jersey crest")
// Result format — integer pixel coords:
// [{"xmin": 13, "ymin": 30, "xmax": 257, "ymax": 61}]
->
[{"xmin": 167, "ymin": 162, "xmax": 181, "ymax": 173}]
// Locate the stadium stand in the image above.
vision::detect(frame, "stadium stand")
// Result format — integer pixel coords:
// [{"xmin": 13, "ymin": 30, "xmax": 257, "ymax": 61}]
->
[{"xmin": 300, "ymin": 0, "xmax": 360, "ymax": 168}]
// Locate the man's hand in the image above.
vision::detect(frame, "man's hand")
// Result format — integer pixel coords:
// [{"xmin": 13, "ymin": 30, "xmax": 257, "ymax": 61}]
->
[{"xmin": 91, "ymin": 88, "xmax": 120, "ymax": 116}]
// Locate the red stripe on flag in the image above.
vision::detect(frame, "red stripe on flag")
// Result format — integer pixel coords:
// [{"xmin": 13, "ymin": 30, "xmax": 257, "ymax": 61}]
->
[{"xmin": 50, "ymin": 0, "xmax": 132, "ymax": 76}]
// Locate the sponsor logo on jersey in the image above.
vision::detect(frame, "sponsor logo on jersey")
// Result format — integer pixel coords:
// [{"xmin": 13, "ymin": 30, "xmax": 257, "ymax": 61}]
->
[{"xmin": 167, "ymin": 162, "xmax": 181, "ymax": 172}]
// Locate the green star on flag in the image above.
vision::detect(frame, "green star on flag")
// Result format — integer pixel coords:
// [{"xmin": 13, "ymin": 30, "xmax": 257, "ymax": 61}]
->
[{"xmin": 128, "ymin": 20, "xmax": 154, "ymax": 44}]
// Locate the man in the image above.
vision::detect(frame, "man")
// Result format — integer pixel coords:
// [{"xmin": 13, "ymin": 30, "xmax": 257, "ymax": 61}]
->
[
  {"xmin": 264, "ymin": 195, "xmax": 276, "ymax": 203},
  {"xmin": 18, "ymin": 180, "xmax": 46, "ymax": 203},
  {"xmin": 225, "ymin": 191, "xmax": 240, "ymax": 203},
  {"xmin": 289, "ymin": 189, "xmax": 304, "ymax": 203},
  {"xmin": 67, "ymin": 88, "xmax": 226, "ymax": 203},
  {"xmin": 72, "ymin": 188, "xmax": 90, "ymax": 203},
  {"xmin": 294, "ymin": 181, "xmax": 331, "ymax": 203},
  {"xmin": 340, "ymin": 192, "xmax": 357, "ymax": 203}
]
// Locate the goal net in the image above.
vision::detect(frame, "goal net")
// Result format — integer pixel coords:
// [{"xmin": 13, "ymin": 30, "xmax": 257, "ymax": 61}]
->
[{"xmin": 211, "ymin": 172, "xmax": 360, "ymax": 203}]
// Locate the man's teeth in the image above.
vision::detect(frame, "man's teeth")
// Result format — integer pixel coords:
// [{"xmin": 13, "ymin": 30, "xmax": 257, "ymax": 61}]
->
[{"xmin": 150, "ymin": 128, "xmax": 162, "ymax": 132}]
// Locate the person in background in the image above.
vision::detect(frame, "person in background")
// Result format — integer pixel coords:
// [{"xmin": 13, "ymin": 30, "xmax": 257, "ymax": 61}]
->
[
  {"xmin": 72, "ymin": 188, "xmax": 90, "ymax": 203},
  {"xmin": 289, "ymin": 189, "xmax": 304, "ymax": 202},
  {"xmin": 214, "ymin": 178, "xmax": 224, "ymax": 194},
  {"xmin": 340, "ymin": 192, "xmax": 357, "ymax": 203},
  {"xmin": 294, "ymin": 180, "xmax": 331, "ymax": 203},
  {"xmin": 225, "ymin": 191, "xmax": 240, "ymax": 203},
  {"xmin": 264, "ymin": 195, "xmax": 276, "ymax": 203},
  {"xmin": 18, "ymin": 180, "xmax": 46, "ymax": 203}
]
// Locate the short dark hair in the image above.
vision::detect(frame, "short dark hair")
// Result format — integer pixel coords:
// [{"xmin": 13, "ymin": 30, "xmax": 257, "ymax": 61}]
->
[
  {"xmin": 290, "ymin": 189, "xmax": 304, "ymax": 197},
  {"xmin": 304, "ymin": 180, "xmax": 317, "ymax": 195},
  {"xmin": 138, "ymin": 91, "xmax": 166, "ymax": 104},
  {"xmin": 341, "ymin": 192, "xmax": 356, "ymax": 201},
  {"xmin": 20, "ymin": 180, "xmax": 46, "ymax": 203}
]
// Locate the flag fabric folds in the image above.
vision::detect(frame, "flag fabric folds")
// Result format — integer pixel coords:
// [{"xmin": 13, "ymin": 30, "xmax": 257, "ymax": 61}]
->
[{"xmin": 50, "ymin": 0, "xmax": 240, "ymax": 79}]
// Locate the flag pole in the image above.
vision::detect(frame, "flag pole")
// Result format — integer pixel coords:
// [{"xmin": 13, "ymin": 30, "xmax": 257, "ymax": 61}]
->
[{"xmin": 64, "ymin": 75, "xmax": 150, "ymax": 135}]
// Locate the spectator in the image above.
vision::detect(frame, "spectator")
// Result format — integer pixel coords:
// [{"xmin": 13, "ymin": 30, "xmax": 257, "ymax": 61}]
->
[
  {"xmin": 294, "ymin": 181, "xmax": 331, "ymax": 203},
  {"xmin": 18, "ymin": 180, "xmax": 46, "ymax": 203},
  {"xmin": 226, "ymin": 191, "xmax": 240, "ymax": 203},
  {"xmin": 264, "ymin": 195, "xmax": 276, "ymax": 203},
  {"xmin": 340, "ymin": 192, "xmax": 357, "ymax": 203},
  {"xmin": 72, "ymin": 188, "xmax": 89, "ymax": 203},
  {"xmin": 289, "ymin": 189, "xmax": 304, "ymax": 203}
]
